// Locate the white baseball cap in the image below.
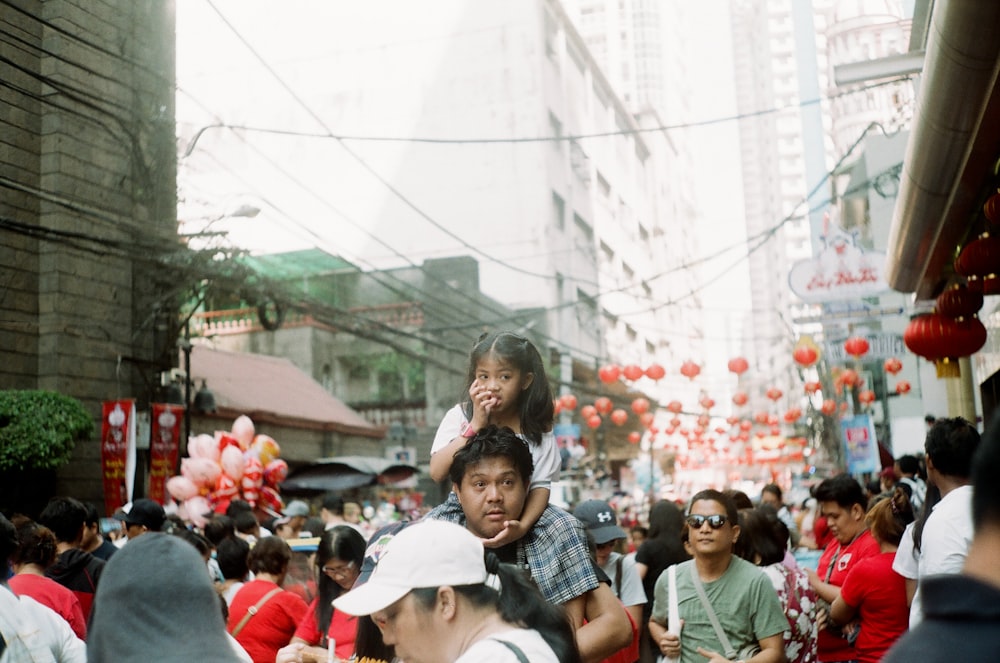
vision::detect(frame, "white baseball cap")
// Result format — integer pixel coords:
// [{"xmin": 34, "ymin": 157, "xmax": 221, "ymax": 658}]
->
[{"xmin": 333, "ymin": 519, "xmax": 487, "ymax": 616}]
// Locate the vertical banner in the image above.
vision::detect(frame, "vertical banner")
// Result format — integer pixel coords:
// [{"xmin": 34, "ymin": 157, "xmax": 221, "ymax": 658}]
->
[
  {"xmin": 101, "ymin": 400, "xmax": 137, "ymax": 516},
  {"xmin": 840, "ymin": 413, "xmax": 879, "ymax": 475},
  {"xmin": 149, "ymin": 403, "xmax": 184, "ymax": 504}
]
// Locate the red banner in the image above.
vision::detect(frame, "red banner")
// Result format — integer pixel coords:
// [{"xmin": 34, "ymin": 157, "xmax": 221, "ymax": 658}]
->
[
  {"xmin": 149, "ymin": 403, "xmax": 183, "ymax": 504},
  {"xmin": 101, "ymin": 400, "xmax": 136, "ymax": 516}
]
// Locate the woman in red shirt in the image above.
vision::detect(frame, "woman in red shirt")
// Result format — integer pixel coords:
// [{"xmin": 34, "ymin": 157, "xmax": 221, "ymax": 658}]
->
[
  {"xmin": 831, "ymin": 488, "xmax": 914, "ymax": 663},
  {"xmin": 282, "ymin": 525, "xmax": 366, "ymax": 662}
]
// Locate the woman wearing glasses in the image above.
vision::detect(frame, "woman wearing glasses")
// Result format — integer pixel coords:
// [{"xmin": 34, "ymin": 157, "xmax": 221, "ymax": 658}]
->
[
  {"xmin": 649, "ymin": 489, "xmax": 788, "ymax": 663},
  {"xmin": 277, "ymin": 525, "xmax": 367, "ymax": 663}
]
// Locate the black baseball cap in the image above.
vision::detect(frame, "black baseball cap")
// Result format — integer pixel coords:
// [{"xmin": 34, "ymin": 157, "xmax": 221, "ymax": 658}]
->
[{"xmin": 114, "ymin": 498, "xmax": 166, "ymax": 531}]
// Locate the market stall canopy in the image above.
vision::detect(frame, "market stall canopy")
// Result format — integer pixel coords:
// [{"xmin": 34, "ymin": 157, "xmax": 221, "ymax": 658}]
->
[
  {"xmin": 189, "ymin": 345, "xmax": 381, "ymax": 437},
  {"xmin": 281, "ymin": 455, "xmax": 419, "ymax": 493}
]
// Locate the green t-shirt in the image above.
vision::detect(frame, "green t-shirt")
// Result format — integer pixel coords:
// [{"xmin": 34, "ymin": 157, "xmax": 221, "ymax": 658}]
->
[{"xmin": 651, "ymin": 556, "xmax": 787, "ymax": 662}]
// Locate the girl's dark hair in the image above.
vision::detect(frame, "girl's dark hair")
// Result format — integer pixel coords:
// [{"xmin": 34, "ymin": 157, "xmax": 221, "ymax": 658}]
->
[
  {"xmin": 11, "ymin": 520, "xmax": 57, "ymax": 568},
  {"xmin": 247, "ymin": 535, "xmax": 291, "ymax": 575},
  {"xmin": 461, "ymin": 331, "xmax": 554, "ymax": 444},
  {"xmin": 734, "ymin": 507, "xmax": 785, "ymax": 566},
  {"xmin": 315, "ymin": 525, "xmax": 366, "ymax": 643},
  {"xmin": 354, "ymin": 615, "xmax": 395, "ymax": 663},
  {"xmin": 410, "ymin": 552, "xmax": 581, "ymax": 663},
  {"xmin": 867, "ymin": 486, "xmax": 915, "ymax": 546},
  {"xmin": 911, "ymin": 481, "xmax": 941, "ymax": 553}
]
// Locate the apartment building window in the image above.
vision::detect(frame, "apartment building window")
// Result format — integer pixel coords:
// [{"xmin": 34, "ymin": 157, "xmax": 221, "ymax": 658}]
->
[
  {"xmin": 552, "ymin": 192, "xmax": 566, "ymax": 230},
  {"xmin": 549, "ymin": 111, "xmax": 563, "ymax": 154},
  {"xmin": 544, "ymin": 8, "xmax": 558, "ymax": 59}
]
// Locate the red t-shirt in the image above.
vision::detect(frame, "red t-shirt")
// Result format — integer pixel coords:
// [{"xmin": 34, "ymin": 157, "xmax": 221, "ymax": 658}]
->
[
  {"xmin": 815, "ymin": 530, "xmax": 880, "ymax": 662},
  {"xmin": 838, "ymin": 552, "xmax": 909, "ymax": 663},
  {"xmin": 294, "ymin": 597, "xmax": 357, "ymax": 660},
  {"xmin": 228, "ymin": 579, "xmax": 309, "ymax": 663},
  {"xmin": 8, "ymin": 573, "xmax": 88, "ymax": 640}
]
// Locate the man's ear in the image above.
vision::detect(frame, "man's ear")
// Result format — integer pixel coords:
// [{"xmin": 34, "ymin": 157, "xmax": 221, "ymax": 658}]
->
[
  {"xmin": 852, "ymin": 503, "xmax": 866, "ymax": 520},
  {"xmin": 438, "ymin": 586, "xmax": 457, "ymax": 620}
]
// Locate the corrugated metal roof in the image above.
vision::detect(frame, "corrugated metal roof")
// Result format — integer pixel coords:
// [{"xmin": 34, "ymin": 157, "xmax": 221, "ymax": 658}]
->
[{"xmin": 188, "ymin": 345, "xmax": 382, "ymax": 437}]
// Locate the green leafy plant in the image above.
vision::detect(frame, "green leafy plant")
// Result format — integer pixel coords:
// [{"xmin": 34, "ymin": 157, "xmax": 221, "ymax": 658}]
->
[{"xmin": 0, "ymin": 390, "xmax": 94, "ymax": 471}]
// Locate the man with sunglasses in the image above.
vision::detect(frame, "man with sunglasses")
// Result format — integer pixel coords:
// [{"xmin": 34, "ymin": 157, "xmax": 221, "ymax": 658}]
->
[{"xmin": 649, "ymin": 489, "xmax": 787, "ymax": 663}]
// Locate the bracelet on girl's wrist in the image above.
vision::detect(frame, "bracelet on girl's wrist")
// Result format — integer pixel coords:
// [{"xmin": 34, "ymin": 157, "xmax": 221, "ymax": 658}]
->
[{"xmin": 459, "ymin": 422, "xmax": 478, "ymax": 438}]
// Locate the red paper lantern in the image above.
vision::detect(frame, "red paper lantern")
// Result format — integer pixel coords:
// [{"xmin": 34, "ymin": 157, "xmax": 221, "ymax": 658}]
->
[
  {"xmin": 727, "ymin": 357, "xmax": 749, "ymax": 375},
  {"xmin": 732, "ymin": 391, "xmax": 748, "ymax": 406},
  {"xmin": 667, "ymin": 400, "xmax": 683, "ymax": 414},
  {"xmin": 821, "ymin": 399, "xmax": 837, "ymax": 416},
  {"xmin": 793, "ymin": 346, "xmax": 818, "ymax": 367},
  {"xmin": 936, "ymin": 284, "xmax": 983, "ymax": 319},
  {"xmin": 754, "ymin": 411, "xmax": 769, "ymax": 425},
  {"xmin": 610, "ymin": 408, "xmax": 628, "ymax": 426},
  {"xmin": 883, "ymin": 357, "xmax": 903, "ymax": 376},
  {"xmin": 956, "ymin": 232, "xmax": 1000, "ymax": 294},
  {"xmin": 640, "ymin": 412, "xmax": 655, "ymax": 428},
  {"xmin": 628, "ymin": 431, "xmax": 641, "ymax": 444},
  {"xmin": 645, "ymin": 363, "xmax": 666, "ymax": 381},
  {"xmin": 699, "ymin": 395, "xmax": 715, "ymax": 410},
  {"xmin": 622, "ymin": 364, "xmax": 644, "ymax": 381},
  {"xmin": 904, "ymin": 313, "xmax": 988, "ymax": 377},
  {"xmin": 844, "ymin": 336, "xmax": 870, "ymax": 360},
  {"xmin": 803, "ymin": 381, "xmax": 822, "ymax": 394},
  {"xmin": 739, "ymin": 420, "xmax": 752, "ymax": 432},
  {"xmin": 559, "ymin": 393, "xmax": 577, "ymax": 411},
  {"xmin": 984, "ymin": 190, "xmax": 1000, "ymax": 224},
  {"xmin": 858, "ymin": 389, "xmax": 876, "ymax": 405},
  {"xmin": 580, "ymin": 404, "xmax": 597, "ymax": 420},
  {"xmin": 895, "ymin": 380, "xmax": 912, "ymax": 395},
  {"xmin": 839, "ymin": 369, "xmax": 860, "ymax": 388},
  {"xmin": 631, "ymin": 397, "xmax": 650, "ymax": 415},
  {"xmin": 697, "ymin": 414, "xmax": 711, "ymax": 428},
  {"xmin": 679, "ymin": 360, "xmax": 701, "ymax": 381},
  {"xmin": 783, "ymin": 407, "xmax": 802, "ymax": 423},
  {"xmin": 766, "ymin": 387, "xmax": 783, "ymax": 401},
  {"xmin": 726, "ymin": 415, "xmax": 739, "ymax": 425},
  {"xmin": 586, "ymin": 414, "xmax": 602, "ymax": 429},
  {"xmin": 598, "ymin": 364, "xmax": 621, "ymax": 384},
  {"xmin": 594, "ymin": 396, "xmax": 613, "ymax": 415}
]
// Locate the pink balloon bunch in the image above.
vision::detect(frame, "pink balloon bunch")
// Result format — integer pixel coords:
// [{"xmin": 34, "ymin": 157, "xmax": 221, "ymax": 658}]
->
[{"xmin": 166, "ymin": 415, "xmax": 288, "ymax": 527}]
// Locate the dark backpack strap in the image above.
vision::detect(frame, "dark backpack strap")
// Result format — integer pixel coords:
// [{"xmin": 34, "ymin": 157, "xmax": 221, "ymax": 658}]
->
[
  {"xmin": 615, "ymin": 555, "xmax": 624, "ymax": 596},
  {"xmin": 494, "ymin": 639, "xmax": 530, "ymax": 663}
]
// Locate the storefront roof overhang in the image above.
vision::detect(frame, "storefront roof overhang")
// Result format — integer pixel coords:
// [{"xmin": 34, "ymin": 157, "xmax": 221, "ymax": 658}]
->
[{"xmin": 885, "ymin": 0, "xmax": 1000, "ymax": 300}]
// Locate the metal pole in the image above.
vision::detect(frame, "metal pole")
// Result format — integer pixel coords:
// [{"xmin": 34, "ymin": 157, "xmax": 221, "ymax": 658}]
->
[{"xmin": 182, "ymin": 323, "xmax": 192, "ymax": 451}]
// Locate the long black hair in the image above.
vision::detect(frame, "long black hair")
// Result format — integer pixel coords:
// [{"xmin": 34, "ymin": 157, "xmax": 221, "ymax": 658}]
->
[
  {"xmin": 410, "ymin": 552, "xmax": 581, "ymax": 663},
  {"xmin": 460, "ymin": 331, "xmax": 554, "ymax": 444},
  {"xmin": 315, "ymin": 525, "xmax": 366, "ymax": 641}
]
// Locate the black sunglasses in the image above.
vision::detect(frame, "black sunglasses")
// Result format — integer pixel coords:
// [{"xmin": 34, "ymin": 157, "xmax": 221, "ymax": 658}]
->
[{"xmin": 686, "ymin": 514, "xmax": 729, "ymax": 529}]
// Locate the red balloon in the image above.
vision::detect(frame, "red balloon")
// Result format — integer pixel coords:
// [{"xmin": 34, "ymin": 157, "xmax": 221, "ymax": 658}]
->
[
  {"xmin": 645, "ymin": 363, "xmax": 666, "ymax": 381},
  {"xmin": 594, "ymin": 396, "xmax": 613, "ymax": 415},
  {"xmin": 631, "ymin": 397, "xmax": 650, "ymax": 415},
  {"xmin": 610, "ymin": 409, "xmax": 628, "ymax": 426},
  {"xmin": 586, "ymin": 414, "xmax": 602, "ymax": 429},
  {"xmin": 623, "ymin": 364, "xmax": 644, "ymax": 381},
  {"xmin": 598, "ymin": 364, "xmax": 621, "ymax": 384}
]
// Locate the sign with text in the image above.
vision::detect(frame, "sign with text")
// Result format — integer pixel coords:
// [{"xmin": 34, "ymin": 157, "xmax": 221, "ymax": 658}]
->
[
  {"xmin": 788, "ymin": 223, "xmax": 890, "ymax": 303},
  {"xmin": 825, "ymin": 333, "xmax": 905, "ymax": 362},
  {"xmin": 149, "ymin": 403, "xmax": 183, "ymax": 504},
  {"xmin": 840, "ymin": 414, "xmax": 879, "ymax": 475},
  {"xmin": 101, "ymin": 399, "xmax": 136, "ymax": 515}
]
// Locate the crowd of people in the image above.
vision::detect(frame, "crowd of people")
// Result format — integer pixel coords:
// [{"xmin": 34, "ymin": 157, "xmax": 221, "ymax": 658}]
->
[{"xmin": 2, "ymin": 332, "xmax": 999, "ymax": 662}]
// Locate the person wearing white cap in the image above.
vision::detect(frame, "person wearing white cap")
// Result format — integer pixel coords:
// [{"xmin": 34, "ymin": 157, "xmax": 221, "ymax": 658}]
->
[{"xmin": 333, "ymin": 519, "xmax": 581, "ymax": 663}]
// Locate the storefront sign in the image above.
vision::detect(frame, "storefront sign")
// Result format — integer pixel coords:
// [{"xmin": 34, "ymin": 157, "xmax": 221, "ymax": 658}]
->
[{"xmin": 788, "ymin": 223, "xmax": 890, "ymax": 303}]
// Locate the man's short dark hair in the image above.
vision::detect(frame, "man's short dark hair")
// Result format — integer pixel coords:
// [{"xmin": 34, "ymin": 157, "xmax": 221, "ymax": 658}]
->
[
  {"xmin": 38, "ymin": 496, "xmax": 88, "ymax": 544},
  {"xmin": 761, "ymin": 483, "xmax": 783, "ymax": 502},
  {"xmin": 321, "ymin": 493, "xmax": 345, "ymax": 515},
  {"xmin": 813, "ymin": 474, "xmax": 867, "ymax": 510},
  {"xmin": 449, "ymin": 425, "xmax": 534, "ymax": 487},
  {"xmin": 925, "ymin": 417, "xmax": 980, "ymax": 478},
  {"xmin": 203, "ymin": 515, "xmax": 235, "ymax": 546},
  {"xmin": 896, "ymin": 454, "xmax": 921, "ymax": 476},
  {"xmin": 972, "ymin": 410, "xmax": 1000, "ymax": 529},
  {"xmin": 689, "ymin": 489, "xmax": 739, "ymax": 525},
  {"xmin": 216, "ymin": 536, "xmax": 250, "ymax": 581},
  {"xmin": 82, "ymin": 501, "xmax": 100, "ymax": 526},
  {"xmin": 233, "ymin": 510, "xmax": 259, "ymax": 535}
]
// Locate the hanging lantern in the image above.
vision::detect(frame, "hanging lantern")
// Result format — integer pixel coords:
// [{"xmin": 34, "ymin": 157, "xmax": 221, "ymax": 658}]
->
[
  {"xmin": 858, "ymin": 389, "xmax": 876, "ymax": 406},
  {"xmin": 598, "ymin": 364, "xmax": 621, "ymax": 384},
  {"xmin": 732, "ymin": 391, "xmax": 748, "ymax": 406},
  {"xmin": 553, "ymin": 399, "xmax": 562, "ymax": 415},
  {"xmin": 792, "ymin": 336, "xmax": 821, "ymax": 368},
  {"xmin": 680, "ymin": 360, "xmax": 701, "ymax": 381},
  {"xmin": 904, "ymin": 313, "xmax": 987, "ymax": 378},
  {"xmin": 559, "ymin": 393, "xmax": 577, "ymax": 411},
  {"xmin": 726, "ymin": 415, "xmax": 739, "ymax": 425},
  {"xmin": 698, "ymin": 395, "xmax": 715, "ymax": 410},
  {"xmin": 955, "ymin": 232, "xmax": 1000, "ymax": 294},
  {"xmin": 586, "ymin": 414, "xmax": 602, "ymax": 429},
  {"xmin": 622, "ymin": 364, "xmax": 644, "ymax": 381},
  {"xmin": 580, "ymin": 404, "xmax": 597, "ymax": 420},
  {"xmin": 670, "ymin": 416, "xmax": 681, "ymax": 428},
  {"xmin": 640, "ymin": 412, "xmax": 655, "ymax": 428},
  {"xmin": 631, "ymin": 397, "xmax": 651, "ymax": 415},
  {"xmin": 895, "ymin": 380, "xmax": 912, "ymax": 395},
  {"xmin": 766, "ymin": 387, "xmax": 783, "ymax": 401},
  {"xmin": 803, "ymin": 381, "xmax": 822, "ymax": 394},
  {"xmin": 594, "ymin": 396, "xmax": 613, "ymax": 415},
  {"xmin": 667, "ymin": 400, "xmax": 683, "ymax": 414},
  {"xmin": 883, "ymin": 357, "xmax": 903, "ymax": 376},
  {"xmin": 610, "ymin": 408, "xmax": 628, "ymax": 426},
  {"xmin": 645, "ymin": 363, "xmax": 666, "ymax": 381},
  {"xmin": 754, "ymin": 411, "xmax": 770, "ymax": 425},
  {"xmin": 727, "ymin": 357, "xmax": 749, "ymax": 375},
  {"xmin": 839, "ymin": 368, "xmax": 860, "ymax": 388},
  {"xmin": 820, "ymin": 399, "xmax": 837, "ymax": 416},
  {"xmin": 739, "ymin": 419, "xmax": 753, "ymax": 432},
  {"xmin": 984, "ymin": 190, "xmax": 1000, "ymax": 224},
  {"xmin": 844, "ymin": 336, "xmax": 870, "ymax": 360},
  {"xmin": 627, "ymin": 431, "xmax": 641, "ymax": 444},
  {"xmin": 697, "ymin": 414, "xmax": 711, "ymax": 428},
  {"xmin": 936, "ymin": 283, "xmax": 983, "ymax": 319}
]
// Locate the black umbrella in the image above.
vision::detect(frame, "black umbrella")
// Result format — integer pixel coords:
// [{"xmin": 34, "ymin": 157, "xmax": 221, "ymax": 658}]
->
[{"xmin": 280, "ymin": 455, "xmax": 418, "ymax": 493}]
